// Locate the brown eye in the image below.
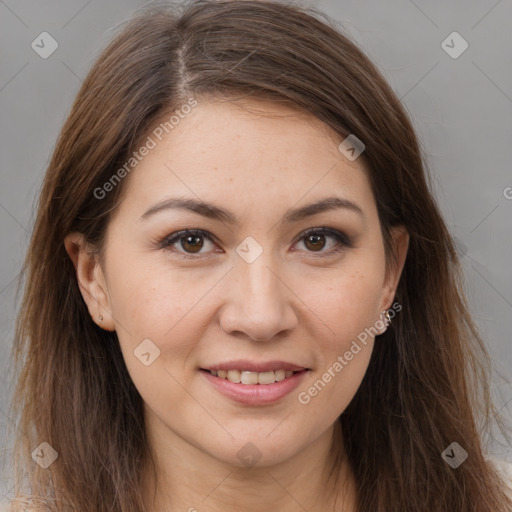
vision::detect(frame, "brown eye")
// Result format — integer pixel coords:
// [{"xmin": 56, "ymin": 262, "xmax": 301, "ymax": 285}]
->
[
  {"xmin": 295, "ymin": 228, "xmax": 352, "ymax": 256},
  {"xmin": 303, "ymin": 233, "xmax": 327, "ymax": 252},
  {"xmin": 160, "ymin": 229, "xmax": 216, "ymax": 256},
  {"xmin": 180, "ymin": 234, "xmax": 204, "ymax": 253},
  {"xmin": 160, "ymin": 227, "xmax": 352, "ymax": 259}
]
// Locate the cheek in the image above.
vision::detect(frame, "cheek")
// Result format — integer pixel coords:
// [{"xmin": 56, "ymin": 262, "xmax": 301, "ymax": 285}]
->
[
  {"xmin": 297, "ymin": 343, "xmax": 373, "ymax": 429},
  {"xmin": 298, "ymin": 261, "xmax": 383, "ymax": 412},
  {"xmin": 108, "ymin": 265, "xmax": 199, "ymax": 418},
  {"xmin": 314, "ymin": 262, "xmax": 384, "ymax": 346},
  {"xmin": 106, "ymin": 250, "xmax": 205, "ymax": 338},
  {"xmin": 106, "ymin": 252, "xmax": 230, "ymax": 396},
  {"xmin": 297, "ymin": 282, "xmax": 379, "ymax": 421}
]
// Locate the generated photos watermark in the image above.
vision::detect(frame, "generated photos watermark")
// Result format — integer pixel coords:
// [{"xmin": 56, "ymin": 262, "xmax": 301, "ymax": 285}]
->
[
  {"xmin": 93, "ymin": 97, "xmax": 198, "ymax": 200},
  {"xmin": 298, "ymin": 301, "xmax": 402, "ymax": 405}
]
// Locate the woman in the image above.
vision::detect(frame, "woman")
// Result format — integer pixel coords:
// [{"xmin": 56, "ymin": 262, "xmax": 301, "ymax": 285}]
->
[{"xmin": 7, "ymin": 0, "xmax": 512, "ymax": 510}]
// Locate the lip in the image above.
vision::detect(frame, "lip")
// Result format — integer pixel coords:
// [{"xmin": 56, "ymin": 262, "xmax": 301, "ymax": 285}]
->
[
  {"xmin": 202, "ymin": 360, "xmax": 308, "ymax": 373},
  {"xmin": 201, "ymin": 368, "xmax": 309, "ymax": 406}
]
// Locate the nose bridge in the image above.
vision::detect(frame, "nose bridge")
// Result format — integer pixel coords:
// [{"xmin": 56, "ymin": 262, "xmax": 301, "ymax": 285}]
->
[
  {"xmin": 235, "ymin": 235, "xmax": 284, "ymax": 309},
  {"xmin": 219, "ymin": 235, "xmax": 296, "ymax": 340},
  {"xmin": 243, "ymin": 253, "xmax": 279, "ymax": 299}
]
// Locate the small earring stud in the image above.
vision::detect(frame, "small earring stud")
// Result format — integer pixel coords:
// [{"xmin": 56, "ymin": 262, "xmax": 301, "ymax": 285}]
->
[{"xmin": 379, "ymin": 309, "xmax": 392, "ymax": 333}]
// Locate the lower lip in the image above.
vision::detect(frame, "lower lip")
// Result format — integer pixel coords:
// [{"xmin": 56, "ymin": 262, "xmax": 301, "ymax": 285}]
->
[{"xmin": 201, "ymin": 369, "xmax": 309, "ymax": 405}]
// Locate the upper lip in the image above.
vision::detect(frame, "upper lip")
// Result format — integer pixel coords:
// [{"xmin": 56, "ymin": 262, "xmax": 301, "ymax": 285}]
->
[{"xmin": 202, "ymin": 360, "xmax": 309, "ymax": 373}]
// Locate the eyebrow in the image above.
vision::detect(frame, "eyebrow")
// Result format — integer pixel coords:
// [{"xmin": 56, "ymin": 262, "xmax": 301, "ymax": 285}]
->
[{"xmin": 139, "ymin": 196, "xmax": 364, "ymax": 225}]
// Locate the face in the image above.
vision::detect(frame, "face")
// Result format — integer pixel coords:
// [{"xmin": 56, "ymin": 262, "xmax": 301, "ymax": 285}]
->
[{"xmin": 66, "ymin": 98, "xmax": 408, "ymax": 469}]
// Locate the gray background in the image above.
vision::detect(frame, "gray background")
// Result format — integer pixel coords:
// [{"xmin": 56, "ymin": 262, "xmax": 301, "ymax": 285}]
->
[{"xmin": 1, "ymin": 0, "xmax": 511, "ymax": 501}]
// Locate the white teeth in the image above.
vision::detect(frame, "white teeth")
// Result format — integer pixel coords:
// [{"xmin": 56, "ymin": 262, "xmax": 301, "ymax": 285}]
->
[
  {"xmin": 241, "ymin": 371, "xmax": 259, "ymax": 385},
  {"xmin": 227, "ymin": 370, "xmax": 241, "ymax": 383},
  {"xmin": 258, "ymin": 371, "xmax": 276, "ymax": 385},
  {"xmin": 274, "ymin": 369, "xmax": 286, "ymax": 382},
  {"xmin": 209, "ymin": 368, "xmax": 300, "ymax": 384}
]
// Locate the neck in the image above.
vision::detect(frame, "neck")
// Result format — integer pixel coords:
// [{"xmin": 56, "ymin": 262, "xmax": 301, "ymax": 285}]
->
[{"xmin": 141, "ymin": 418, "xmax": 357, "ymax": 512}]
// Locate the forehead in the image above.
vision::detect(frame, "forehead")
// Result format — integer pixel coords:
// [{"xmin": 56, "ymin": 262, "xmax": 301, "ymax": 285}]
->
[{"xmin": 113, "ymin": 98, "xmax": 375, "ymax": 223}]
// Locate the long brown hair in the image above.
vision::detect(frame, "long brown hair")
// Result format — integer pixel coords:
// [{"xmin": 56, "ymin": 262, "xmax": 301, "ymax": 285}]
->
[{"xmin": 7, "ymin": 1, "xmax": 512, "ymax": 510}]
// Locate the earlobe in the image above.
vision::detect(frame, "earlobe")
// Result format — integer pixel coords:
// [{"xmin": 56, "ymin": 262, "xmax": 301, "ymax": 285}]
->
[{"xmin": 64, "ymin": 232, "xmax": 115, "ymax": 331}]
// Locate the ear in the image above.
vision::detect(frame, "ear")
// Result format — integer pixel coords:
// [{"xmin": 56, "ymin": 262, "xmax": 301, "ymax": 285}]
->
[
  {"xmin": 379, "ymin": 225, "xmax": 409, "ymax": 312},
  {"xmin": 64, "ymin": 232, "xmax": 115, "ymax": 331}
]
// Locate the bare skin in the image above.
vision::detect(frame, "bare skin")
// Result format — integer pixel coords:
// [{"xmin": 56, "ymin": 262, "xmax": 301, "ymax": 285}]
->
[{"xmin": 65, "ymin": 98, "xmax": 408, "ymax": 511}]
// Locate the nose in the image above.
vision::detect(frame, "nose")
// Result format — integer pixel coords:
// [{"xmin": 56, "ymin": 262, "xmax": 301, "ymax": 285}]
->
[{"xmin": 218, "ymin": 249, "xmax": 298, "ymax": 342}]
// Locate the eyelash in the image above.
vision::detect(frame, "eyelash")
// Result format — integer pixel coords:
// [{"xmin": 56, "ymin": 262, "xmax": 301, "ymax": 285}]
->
[{"xmin": 158, "ymin": 227, "xmax": 353, "ymax": 259}]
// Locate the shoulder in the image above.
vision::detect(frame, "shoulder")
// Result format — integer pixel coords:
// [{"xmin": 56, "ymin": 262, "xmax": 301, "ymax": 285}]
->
[{"xmin": 486, "ymin": 455, "xmax": 512, "ymax": 497}]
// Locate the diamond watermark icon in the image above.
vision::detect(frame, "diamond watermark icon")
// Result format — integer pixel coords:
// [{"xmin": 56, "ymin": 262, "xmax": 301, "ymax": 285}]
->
[
  {"xmin": 338, "ymin": 134, "xmax": 365, "ymax": 161},
  {"xmin": 134, "ymin": 338, "xmax": 161, "ymax": 366},
  {"xmin": 237, "ymin": 442, "xmax": 263, "ymax": 468},
  {"xmin": 441, "ymin": 32, "xmax": 468, "ymax": 59},
  {"xmin": 31, "ymin": 32, "xmax": 59, "ymax": 59},
  {"xmin": 31, "ymin": 442, "xmax": 58, "ymax": 469},
  {"xmin": 441, "ymin": 442, "xmax": 468, "ymax": 468},
  {"xmin": 236, "ymin": 236, "xmax": 263, "ymax": 264},
  {"xmin": 453, "ymin": 236, "xmax": 469, "ymax": 258}
]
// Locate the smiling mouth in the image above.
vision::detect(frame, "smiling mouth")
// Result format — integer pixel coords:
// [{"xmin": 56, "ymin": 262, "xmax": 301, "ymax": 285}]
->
[{"xmin": 200, "ymin": 368, "xmax": 308, "ymax": 385}]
